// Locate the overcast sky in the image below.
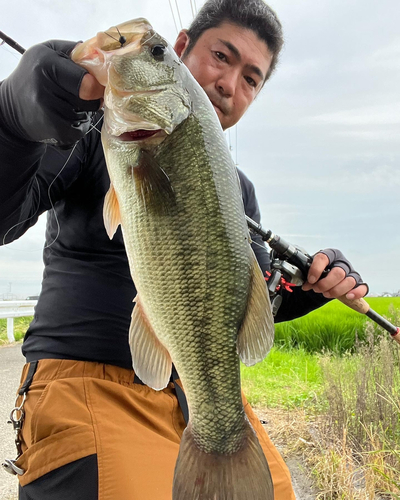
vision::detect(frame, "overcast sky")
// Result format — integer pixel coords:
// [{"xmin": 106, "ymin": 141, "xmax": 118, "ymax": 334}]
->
[{"xmin": 0, "ymin": 0, "xmax": 399, "ymax": 298}]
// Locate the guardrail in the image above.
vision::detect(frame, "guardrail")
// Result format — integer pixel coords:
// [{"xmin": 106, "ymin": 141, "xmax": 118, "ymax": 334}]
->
[{"xmin": 0, "ymin": 300, "xmax": 37, "ymax": 342}]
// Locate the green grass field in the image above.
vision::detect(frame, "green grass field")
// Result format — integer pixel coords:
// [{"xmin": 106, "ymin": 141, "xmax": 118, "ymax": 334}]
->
[
  {"xmin": 275, "ymin": 296, "xmax": 400, "ymax": 354},
  {"xmin": 0, "ymin": 316, "xmax": 32, "ymax": 344},
  {"xmin": 241, "ymin": 297, "xmax": 400, "ymax": 408},
  {"xmin": 241, "ymin": 346, "xmax": 324, "ymax": 408}
]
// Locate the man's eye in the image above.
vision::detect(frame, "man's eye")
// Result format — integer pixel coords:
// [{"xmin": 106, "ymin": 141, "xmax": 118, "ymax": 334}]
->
[
  {"xmin": 215, "ymin": 51, "xmax": 227, "ymax": 61},
  {"xmin": 245, "ymin": 76, "xmax": 257, "ymax": 88}
]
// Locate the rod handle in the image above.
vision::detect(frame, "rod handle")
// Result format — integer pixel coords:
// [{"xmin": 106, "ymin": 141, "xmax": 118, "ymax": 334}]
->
[
  {"xmin": 391, "ymin": 329, "xmax": 400, "ymax": 345},
  {"xmin": 338, "ymin": 296, "xmax": 370, "ymax": 314},
  {"xmin": 338, "ymin": 295, "xmax": 400, "ymax": 343}
]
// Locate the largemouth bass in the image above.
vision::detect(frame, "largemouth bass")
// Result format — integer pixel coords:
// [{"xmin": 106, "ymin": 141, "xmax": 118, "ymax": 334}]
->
[{"xmin": 72, "ymin": 19, "xmax": 275, "ymax": 500}]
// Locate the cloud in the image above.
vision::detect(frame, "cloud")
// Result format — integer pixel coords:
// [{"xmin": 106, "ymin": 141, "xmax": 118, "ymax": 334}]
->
[
  {"xmin": 0, "ymin": 259, "xmax": 44, "ymax": 281},
  {"xmin": 0, "ymin": 0, "xmax": 399, "ymax": 297},
  {"xmin": 368, "ymin": 38, "xmax": 400, "ymax": 70},
  {"xmin": 304, "ymin": 103, "xmax": 400, "ymax": 126},
  {"xmin": 0, "ymin": 216, "xmax": 47, "ymax": 260},
  {"xmin": 262, "ymin": 164, "xmax": 400, "ymax": 194},
  {"xmin": 332, "ymin": 129, "xmax": 400, "ymax": 142}
]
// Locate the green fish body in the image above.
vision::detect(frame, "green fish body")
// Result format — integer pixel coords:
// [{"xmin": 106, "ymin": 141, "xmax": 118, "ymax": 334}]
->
[{"xmin": 73, "ymin": 19, "xmax": 275, "ymax": 500}]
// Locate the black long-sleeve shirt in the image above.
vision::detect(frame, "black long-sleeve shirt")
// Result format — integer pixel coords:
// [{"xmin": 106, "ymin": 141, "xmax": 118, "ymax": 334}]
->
[{"xmin": 0, "ymin": 113, "xmax": 328, "ymax": 369}]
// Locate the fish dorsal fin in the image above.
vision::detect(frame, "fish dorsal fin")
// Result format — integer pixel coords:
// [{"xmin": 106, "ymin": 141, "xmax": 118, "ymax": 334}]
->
[
  {"xmin": 134, "ymin": 150, "xmax": 175, "ymax": 213},
  {"xmin": 237, "ymin": 253, "xmax": 275, "ymax": 366},
  {"xmin": 129, "ymin": 295, "xmax": 172, "ymax": 390},
  {"xmin": 103, "ymin": 183, "xmax": 121, "ymax": 239}
]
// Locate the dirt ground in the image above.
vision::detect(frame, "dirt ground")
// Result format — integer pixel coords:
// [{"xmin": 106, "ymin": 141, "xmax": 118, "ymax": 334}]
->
[{"xmin": 256, "ymin": 408, "xmax": 320, "ymax": 500}]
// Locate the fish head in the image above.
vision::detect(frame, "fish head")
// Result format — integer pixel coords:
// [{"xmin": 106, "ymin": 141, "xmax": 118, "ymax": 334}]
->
[{"xmin": 72, "ymin": 19, "xmax": 193, "ymax": 145}]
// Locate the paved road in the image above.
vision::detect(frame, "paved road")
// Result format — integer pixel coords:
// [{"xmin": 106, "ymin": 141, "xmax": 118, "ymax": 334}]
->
[{"xmin": 0, "ymin": 344, "xmax": 24, "ymax": 500}]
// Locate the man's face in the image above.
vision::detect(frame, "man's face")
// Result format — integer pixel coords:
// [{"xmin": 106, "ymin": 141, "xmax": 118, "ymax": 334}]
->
[{"xmin": 174, "ymin": 22, "xmax": 273, "ymax": 130}]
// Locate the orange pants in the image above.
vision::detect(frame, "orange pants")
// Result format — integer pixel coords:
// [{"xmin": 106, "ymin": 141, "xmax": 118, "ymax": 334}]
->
[{"xmin": 15, "ymin": 359, "xmax": 295, "ymax": 499}]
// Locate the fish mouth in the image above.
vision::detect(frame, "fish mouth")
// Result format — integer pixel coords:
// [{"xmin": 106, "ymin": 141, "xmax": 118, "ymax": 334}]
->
[{"xmin": 115, "ymin": 129, "xmax": 164, "ymax": 142}]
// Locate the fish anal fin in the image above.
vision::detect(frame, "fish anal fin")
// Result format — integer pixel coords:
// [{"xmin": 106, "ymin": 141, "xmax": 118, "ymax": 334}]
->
[
  {"xmin": 103, "ymin": 183, "xmax": 121, "ymax": 239},
  {"xmin": 237, "ymin": 253, "xmax": 275, "ymax": 366},
  {"xmin": 129, "ymin": 296, "xmax": 172, "ymax": 390},
  {"xmin": 173, "ymin": 419, "xmax": 274, "ymax": 500}
]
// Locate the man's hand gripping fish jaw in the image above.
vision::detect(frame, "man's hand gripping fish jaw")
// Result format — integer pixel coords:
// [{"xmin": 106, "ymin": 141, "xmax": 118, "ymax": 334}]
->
[{"xmin": 72, "ymin": 19, "xmax": 192, "ymax": 144}]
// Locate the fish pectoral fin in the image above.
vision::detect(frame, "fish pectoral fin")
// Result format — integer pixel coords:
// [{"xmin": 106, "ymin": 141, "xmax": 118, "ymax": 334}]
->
[
  {"xmin": 129, "ymin": 295, "xmax": 172, "ymax": 390},
  {"xmin": 103, "ymin": 183, "xmax": 121, "ymax": 239},
  {"xmin": 134, "ymin": 150, "xmax": 175, "ymax": 213},
  {"xmin": 237, "ymin": 253, "xmax": 275, "ymax": 366}
]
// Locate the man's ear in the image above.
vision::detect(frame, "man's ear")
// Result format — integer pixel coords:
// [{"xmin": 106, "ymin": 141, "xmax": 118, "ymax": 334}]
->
[{"xmin": 174, "ymin": 29, "xmax": 190, "ymax": 58}]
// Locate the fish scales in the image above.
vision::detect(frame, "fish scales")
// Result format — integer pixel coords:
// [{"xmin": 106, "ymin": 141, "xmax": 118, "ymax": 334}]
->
[
  {"xmin": 109, "ymin": 112, "xmax": 251, "ymax": 453},
  {"xmin": 72, "ymin": 18, "xmax": 275, "ymax": 500}
]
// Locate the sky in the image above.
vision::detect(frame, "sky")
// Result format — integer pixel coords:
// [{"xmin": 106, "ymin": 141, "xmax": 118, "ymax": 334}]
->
[{"xmin": 0, "ymin": 0, "xmax": 399, "ymax": 298}]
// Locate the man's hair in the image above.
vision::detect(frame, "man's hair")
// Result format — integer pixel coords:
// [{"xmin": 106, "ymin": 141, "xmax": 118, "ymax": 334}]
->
[{"xmin": 185, "ymin": 0, "xmax": 284, "ymax": 81}]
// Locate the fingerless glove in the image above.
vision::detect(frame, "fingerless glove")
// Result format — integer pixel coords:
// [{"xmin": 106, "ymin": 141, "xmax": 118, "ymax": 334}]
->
[{"xmin": 0, "ymin": 40, "xmax": 101, "ymax": 147}]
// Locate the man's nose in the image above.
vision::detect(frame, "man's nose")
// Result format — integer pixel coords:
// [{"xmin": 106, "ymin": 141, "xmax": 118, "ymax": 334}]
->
[{"xmin": 216, "ymin": 69, "xmax": 237, "ymax": 97}]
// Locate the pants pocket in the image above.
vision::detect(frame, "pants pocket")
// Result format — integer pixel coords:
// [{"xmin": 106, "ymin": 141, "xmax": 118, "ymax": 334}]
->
[
  {"xmin": 19, "ymin": 454, "xmax": 98, "ymax": 500},
  {"xmin": 16, "ymin": 378, "xmax": 96, "ymax": 487}
]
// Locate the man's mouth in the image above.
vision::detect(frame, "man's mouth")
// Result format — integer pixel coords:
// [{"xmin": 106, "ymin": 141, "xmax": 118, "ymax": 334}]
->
[{"xmin": 212, "ymin": 102, "xmax": 223, "ymax": 115}]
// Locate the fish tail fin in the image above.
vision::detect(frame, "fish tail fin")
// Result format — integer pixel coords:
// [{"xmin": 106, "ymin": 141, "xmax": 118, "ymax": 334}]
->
[{"xmin": 173, "ymin": 419, "xmax": 274, "ymax": 500}]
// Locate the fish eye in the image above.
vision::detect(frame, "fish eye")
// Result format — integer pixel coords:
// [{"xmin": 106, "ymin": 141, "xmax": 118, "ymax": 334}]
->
[{"xmin": 151, "ymin": 44, "xmax": 166, "ymax": 60}]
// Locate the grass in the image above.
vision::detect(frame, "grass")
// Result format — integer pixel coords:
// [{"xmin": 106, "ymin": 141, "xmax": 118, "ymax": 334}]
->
[
  {"xmin": 0, "ymin": 316, "xmax": 32, "ymax": 345},
  {"xmin": 314, "ymin": 329, "xmax": 400, "ymax": 499},
  {"xmin": 242, "ymin": 324, "xmax": 400, "ymax": 499},
  {"xmin": 241, "ymin": 346, "xmax": 324, "ymax": 408},
  {"xmin": 275, "ymin": 297, "xmax": 400, "ymax": 354}
]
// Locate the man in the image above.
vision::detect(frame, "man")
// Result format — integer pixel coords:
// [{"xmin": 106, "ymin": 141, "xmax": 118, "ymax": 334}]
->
[{"xmin": 0, "ymin": 0, "xmax": 367, "ymax": 498}]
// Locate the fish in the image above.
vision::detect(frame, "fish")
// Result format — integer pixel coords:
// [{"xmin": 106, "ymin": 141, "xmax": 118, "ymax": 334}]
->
[{"xmin": 72, "ymin": 19, "xmax": 275, "ymax": 500}]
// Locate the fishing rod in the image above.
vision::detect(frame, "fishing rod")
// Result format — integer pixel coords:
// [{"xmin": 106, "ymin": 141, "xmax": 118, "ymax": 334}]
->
[
  {"xmin": 246, "ymin": 215, "xmax": 400, "ymax": 345},
  {"xmin": 0, "ymin": 31, "xmax": 25, "ymax": 54}
]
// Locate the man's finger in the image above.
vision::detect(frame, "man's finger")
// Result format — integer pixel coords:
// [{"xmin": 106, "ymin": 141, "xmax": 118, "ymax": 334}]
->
[
  {"xmin": 312, "ymin": 267, "xmax": 346, "ymax": 293},
  {"xmin": 302, "ymin": 266, "xmax": 346, "ymax": 293},
  {"xmin": 345, "ymin": 284, "xmax": 368, "ymax": 300},
  {"xmin": 79, "ymin": 73, "xmax": 105, "ymax": 101},
  {"xmin": 307, "ymin": 252, "xmax": 330, "ymax": 284},
  {"xmin": 320, "ymin": 276, "xmax": 357, "ymax": 298}
]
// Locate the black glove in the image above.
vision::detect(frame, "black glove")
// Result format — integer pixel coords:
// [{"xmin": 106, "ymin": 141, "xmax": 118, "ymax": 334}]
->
[
  {"xmin": 319, "ymin": 248, "xmax": 369, "ymax": 294},
  {"xmin": 0, "ymin": 40, "xmax": 101, "ymax": 148}
]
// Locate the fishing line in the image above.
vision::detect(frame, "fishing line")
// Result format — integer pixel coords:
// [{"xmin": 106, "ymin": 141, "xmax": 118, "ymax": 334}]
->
[
  {"xmin": 2, "ymin": 176, "xmax": 41, "ymax": 247},
  {"xmin": 105, "ymin": 28, "xmax": 127, "ymax": 48},
  {"xmin": 42, "ymin": 112, "xmax": 104, "ymax": 250},
  {"xmin": 115, "ymin": 26, "xmax": 127, "ymax": 47},
  {"xmin": 227, "ymin": 129, "xmax": 232, "ymax": 152},
  {"xmin": 2, "ymin": 113, "xmax": 104, "ymax": 251},
  {"xmin": 104, "ymin": 32, "xmax": 120, "ymax": 43},
  {"xmin": 1, "ymin": 143, "xmax": 78, "ymax": 250},
  {"xmin": 189, "ymin": 0, "xmax": 195, "ymax": 19},
  {"xmin": 0, "ymin": 43, "xmax": 21, "ymax": 61},
  {"xmin": 250, "ymin": 238, "xmax": 270, "ymax": 253},
  {"xmin": 174, "ymin": 0, "xmax": 184, "ymax": 29},
  {"xmin": 141, "ymin": 31, "xmax": 158, "ymax": 47},
  {"xmin": 235, "ymin": 124, "xmax": 238, "ymax": 165},
  {"xmin": 87, "ymin": 113, "xmax": 104, "ymax": 135},
  {"xmin": 168, "ymin": 0, "xmax": 179, "ymax": 34},
  {"xmin": 42, "ymin": 143, "xmax": 77, "ymax": 250}
]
